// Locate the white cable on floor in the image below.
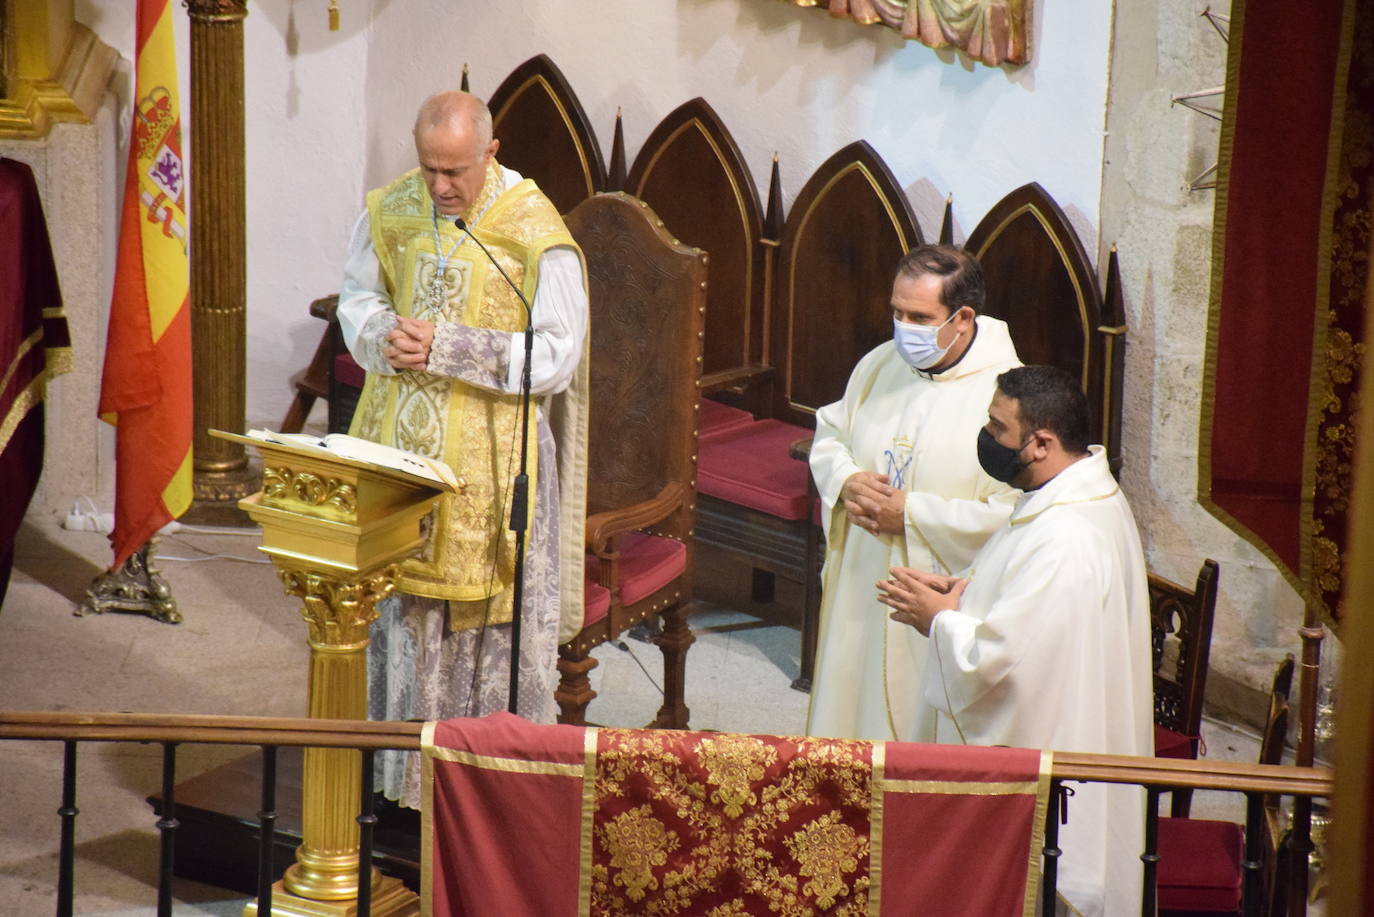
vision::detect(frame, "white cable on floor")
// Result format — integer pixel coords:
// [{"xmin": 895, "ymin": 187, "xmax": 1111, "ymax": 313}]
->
[{"xmin": 156, "ymin": 553, "xmax": 272, "ymax": 565}]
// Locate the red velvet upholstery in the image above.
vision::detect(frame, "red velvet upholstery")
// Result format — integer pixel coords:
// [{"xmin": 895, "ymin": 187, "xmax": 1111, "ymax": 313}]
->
[
  {"xmin": 1157, "ymin": 817, "xmax": 1244, "ymax": 912},
  {"xmin": 1154, "ymin": 724, "xmax": 1195, "ymax": 760},
  {"xmin": 615, "ymin": 532, "xmax": 688, "ymax": 605},
  {"xmin": 700, "ymin": 398, "xmax": 755, "ymax": 439},
  {"xmin": 584, "ymin": 532, "xmax": 688, "ymax": 628},
  {"xmin": 334, "ymin": 351, "xmax": 365, "ymax": 389},
  {"xmin": 698, "ymin": 419, "xmax": 814, "ymax": 521},
  {"xmin": 583, "ymin": 573, "xmax": 611, "ymax": 630}
]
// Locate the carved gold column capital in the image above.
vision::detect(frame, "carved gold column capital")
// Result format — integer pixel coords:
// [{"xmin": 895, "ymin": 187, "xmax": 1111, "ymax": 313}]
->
[
  {"xmin": 278, "ymin": 564, "xmax": 397, "ymax": 650},
  {"xmin": 182, "ymin": 0, "xmax": 248, "ymax": 22}
]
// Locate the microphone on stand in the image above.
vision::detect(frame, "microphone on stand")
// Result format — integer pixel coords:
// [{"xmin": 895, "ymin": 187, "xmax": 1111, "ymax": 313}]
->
[{"xmin": 453, "ymin": 216, "xmax": 536, "ymax": 716}]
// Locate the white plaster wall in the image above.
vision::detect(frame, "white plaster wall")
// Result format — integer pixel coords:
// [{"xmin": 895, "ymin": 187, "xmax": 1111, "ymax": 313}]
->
[{"xmin": 357, "ymin": 0, "xmax": 1110, "ymax": 252}]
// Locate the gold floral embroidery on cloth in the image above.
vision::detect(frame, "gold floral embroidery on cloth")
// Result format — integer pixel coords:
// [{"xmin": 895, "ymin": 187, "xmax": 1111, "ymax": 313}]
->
[
  {"xmin": 591, "ymin": 728, "xmax": 873, "ymax": 915},
  {"xmin": 783, "ymin": 811, "xmax": 867, "ymax": 909},
  {"xmin": 601, "ymin": 804, "xmax": 679, "ymax": 902},
  {"xmin": 1312, "ymin": 8, "xmax": 1372, "ymax": 622},
  {"xmin": 698, "ymin": 734, "xmax": 776, "ymax": 817}
]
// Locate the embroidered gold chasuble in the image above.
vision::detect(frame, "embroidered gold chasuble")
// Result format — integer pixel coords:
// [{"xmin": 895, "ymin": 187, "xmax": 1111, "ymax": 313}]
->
[{"xmin": 350, "ymin": 164, "xmax": 581, "ymax": 629}]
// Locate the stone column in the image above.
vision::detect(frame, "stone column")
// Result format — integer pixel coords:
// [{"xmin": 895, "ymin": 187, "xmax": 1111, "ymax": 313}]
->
[{"xmin": 184, "ymin": 0, "xmax": 258, "ymax": 523}]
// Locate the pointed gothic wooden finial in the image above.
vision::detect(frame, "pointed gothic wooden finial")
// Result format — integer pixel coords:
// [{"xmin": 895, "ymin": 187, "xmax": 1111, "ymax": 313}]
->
[
  {"xmin": 460, "ymin": 64, "xmax": 470, "ymax": 93},
  {"xmin": 939, "ymin": 194, "xmax": 954, "ymax": 246},
  {"xmin": 763, "ymin": 153, "xmax": 784, "ymax": 242},
  {"xmin": 608, "ymin": 108, "xmax": 627, "ymax": 192},
  {"xmin": 1103, "ymin": 243, "xmax": 1124, "ymax": 325}
]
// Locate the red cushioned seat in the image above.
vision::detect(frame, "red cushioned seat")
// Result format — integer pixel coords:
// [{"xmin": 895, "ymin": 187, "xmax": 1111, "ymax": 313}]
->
[
  {"xmin": 615, "ymin": 531, "xmax": 688, "ymax": 606},
  {"xmin": 698, "ymin": 419, "xmax": 814, "ymax": 521},
  {"xmin": 700, "ymin": 397, "xmax": 755, "ymax": 439},
  {"xmin": 1157, "ymin": 817, "xmax": 1243, "ymax": 912},
  {"xmin": 582, "ymin": 532, "xmax": 687, "ymax": 628},
  {"xmin": 1155, "ymin": 724, "xmax": 1195, "ymax": 759},
  {"xmin": 334, "ymin": 351, "xmax": 365, "ymax": 389},
  {"xmin": 583, "ymin": 571, "xmax": 611, "ymax": 629}
]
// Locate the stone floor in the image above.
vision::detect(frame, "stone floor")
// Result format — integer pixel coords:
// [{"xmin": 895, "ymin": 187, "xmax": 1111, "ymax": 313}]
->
[{"xmin": 0, "ymin": 509, "xmax": 1325, "ymax": 915}]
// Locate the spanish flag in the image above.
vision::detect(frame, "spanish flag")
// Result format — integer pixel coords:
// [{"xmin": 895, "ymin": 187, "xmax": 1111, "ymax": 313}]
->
[{"xmin": 99, "ymin": 0, "xmax": 193, "ymax": 568}]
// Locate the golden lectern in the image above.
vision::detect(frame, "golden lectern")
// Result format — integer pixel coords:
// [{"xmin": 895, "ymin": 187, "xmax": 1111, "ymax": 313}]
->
[{"xmin": 216, "ymin": 430, "xmax": 455, "ymax": 917}]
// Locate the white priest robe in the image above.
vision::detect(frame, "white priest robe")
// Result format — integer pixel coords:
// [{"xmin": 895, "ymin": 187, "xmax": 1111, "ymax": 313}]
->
[
  {"xmin": 807, "ymin": 316, "xmax": 1021, "ymax": 741},
  {"xmin": 919, "ymin": 446, "xmax": 1153, "ymax": 917}
]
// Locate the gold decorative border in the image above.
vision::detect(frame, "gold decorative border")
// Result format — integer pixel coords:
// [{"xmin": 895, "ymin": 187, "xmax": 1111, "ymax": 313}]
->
[
  {"xmin": 420, "ymin": 720, "xmax": 437, "ymax": 917},
  {"xmin": 1024, "ymin": 750, "xmax": 1053, "ymax": 917},
  {"xmin": 867, "ymin": 741, "xmax": 885, "ymax": 917},
  {"xmin": 425, "ymin": 743, "xmax": 586, "ymax": 776},
  {"xmin": 579, "ymin": 727, "xmax": 597, "ymax": 917}
]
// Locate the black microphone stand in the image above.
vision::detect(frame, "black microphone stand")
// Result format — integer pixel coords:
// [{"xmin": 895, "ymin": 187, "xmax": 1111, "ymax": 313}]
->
[{"xmin": 454, "ymin": 217, "xmax": 534, "ymax": 716}]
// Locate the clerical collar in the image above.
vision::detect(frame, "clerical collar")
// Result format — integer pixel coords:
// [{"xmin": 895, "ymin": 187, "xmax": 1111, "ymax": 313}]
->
[{"xmin": 914, "ymin": 320, "xmax": 979, "ymax": 378}]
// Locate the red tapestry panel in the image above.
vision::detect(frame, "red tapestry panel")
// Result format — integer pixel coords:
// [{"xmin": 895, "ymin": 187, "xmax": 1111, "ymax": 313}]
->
[
  {"xmin": 1204, "ymin": 0, "xmax": 1369, "ymax": 624},
  {"xmin": 423, "ymin": 713, "xmax": 1049, "ymax": 916}
]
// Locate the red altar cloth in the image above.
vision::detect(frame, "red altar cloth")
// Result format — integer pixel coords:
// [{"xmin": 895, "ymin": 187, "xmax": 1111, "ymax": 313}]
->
[
  {"xmin": 0, "ymin": 158, "xmax": 71, "ymax": 605},
  {"xmin": 422, "ymin": 713, "xmax": 1050, "ymax": 916}
]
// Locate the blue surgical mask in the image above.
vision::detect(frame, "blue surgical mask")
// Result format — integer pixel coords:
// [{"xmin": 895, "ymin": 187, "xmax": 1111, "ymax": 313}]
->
[{"xmin": 893, "ymin": 311, "xmax": 961, "ymax": 370}]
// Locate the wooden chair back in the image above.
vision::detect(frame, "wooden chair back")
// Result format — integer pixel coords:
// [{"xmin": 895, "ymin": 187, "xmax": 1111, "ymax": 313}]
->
[
  {"xmin": 567, "ymin": 192, "xmax": 706, "ymax": 539},
  {"xmin": 557, "ymin": 192, "xmax": 708, "ymax": 727},
  {"xmin": 965, "ymin": 182, "xmax": 1126, "ymax": 471},
  {"xmin": 627, "ymin": 98, "xmax": 769, "ymax": 396},
  {"xmin": 489, "ymin": 54, "xmax": 606, "ymax": 215},
  {"xmin": 1149, "ymin": 558, "xmax": 1221, "ymax": 755},
  {"xmin": 772, "ymin": 140, "xmax": 923, "ymax": 428}
]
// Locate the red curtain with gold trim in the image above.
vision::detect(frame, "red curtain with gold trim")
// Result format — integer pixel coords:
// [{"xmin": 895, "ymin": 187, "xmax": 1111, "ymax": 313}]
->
[
  {"xmin": 1202, "ymin": 0, "xmax": 1371, "ymax": 624},
  {"xmin": 0, "ymin": 158, "xmax": 71, "ymax": 606},
  {"xmin": 423, "ymin": 713, "xmax": 1049, "ymax": 916}
]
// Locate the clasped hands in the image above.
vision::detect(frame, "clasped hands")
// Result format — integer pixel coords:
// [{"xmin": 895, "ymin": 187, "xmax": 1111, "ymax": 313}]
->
[
  {"xmin": 384, "ymin": 316, "xmax": 436, "ymax": 371},
  {"xmin": 841, "ymin": 471, "xmax": 906, "ymax": 537},
  {"xmin": 878, "ymin": 567, "xmax": 967, "ymax": 637}
]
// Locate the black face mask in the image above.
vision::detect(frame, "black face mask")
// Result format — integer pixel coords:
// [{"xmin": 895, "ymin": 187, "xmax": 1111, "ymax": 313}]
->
[{"xmin": 977, "ymin": 428, "xmax": 1030, "ymax": 485}]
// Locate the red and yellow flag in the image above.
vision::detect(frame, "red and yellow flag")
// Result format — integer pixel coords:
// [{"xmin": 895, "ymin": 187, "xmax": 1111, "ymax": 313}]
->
[{"xmin": 99, "ymin": 0, "xmax": 193, "ymax": 567}]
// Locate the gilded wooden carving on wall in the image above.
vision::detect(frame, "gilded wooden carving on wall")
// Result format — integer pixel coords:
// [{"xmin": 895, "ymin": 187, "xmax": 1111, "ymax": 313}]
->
[
  {"xmin": 781, "ymin": 0, "xmax": 1031, "ymax": 67},
  {"xmin": 0, "ymin": 0, "xmax": 117, "ymax": 138}
]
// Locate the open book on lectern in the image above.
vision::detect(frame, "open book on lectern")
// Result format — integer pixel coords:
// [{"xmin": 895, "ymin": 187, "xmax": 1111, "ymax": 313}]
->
[{"xmin": 227, "ymin": 429, "xmax": 459, "ymax": 492}]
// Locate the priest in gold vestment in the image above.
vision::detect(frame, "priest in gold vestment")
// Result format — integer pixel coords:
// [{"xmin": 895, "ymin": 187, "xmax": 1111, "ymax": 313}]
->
[{"xmin": 337, "ymin": 91, "xmax": 589, "ymax": 807}]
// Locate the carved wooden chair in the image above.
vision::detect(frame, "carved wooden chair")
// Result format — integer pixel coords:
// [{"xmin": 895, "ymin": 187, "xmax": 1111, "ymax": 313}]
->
[
  {"xmin": 1157, "ymin": 654, "xmax": 1294, "ymax": 916},
  {"xmin": 555, "ymin": 192, "xmax": 708, "ymax": 728},
  {"xmin": 278, "ymin": 294, "xmax": 345, "ymax": 434},
  {"xmin": 1150, "ymin": 558, "xmax": 1221, "ymax": 817}
]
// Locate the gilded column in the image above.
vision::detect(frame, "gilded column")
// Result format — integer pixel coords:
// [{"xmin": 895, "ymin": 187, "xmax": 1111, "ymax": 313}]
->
[
  {"xmin": 278, "ymin": 565, "xmax": 391, "ymax": 901},
  {"xmin": 183, "ymin": 0, "xmax": 258, "ymax": 523}
]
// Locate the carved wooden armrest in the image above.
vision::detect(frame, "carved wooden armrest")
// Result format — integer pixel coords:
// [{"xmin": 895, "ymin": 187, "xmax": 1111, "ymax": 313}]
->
[
  {"xmin": 585, "ymin": 482, "xmax": 689, "ymax": 556},
  {"xmin": 309, "ymin": 293, "xmax": 340, "ymax": 323},
  {"xmin": 788, "ymin": 436, "xmax": 814, "ymax": 462}
]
